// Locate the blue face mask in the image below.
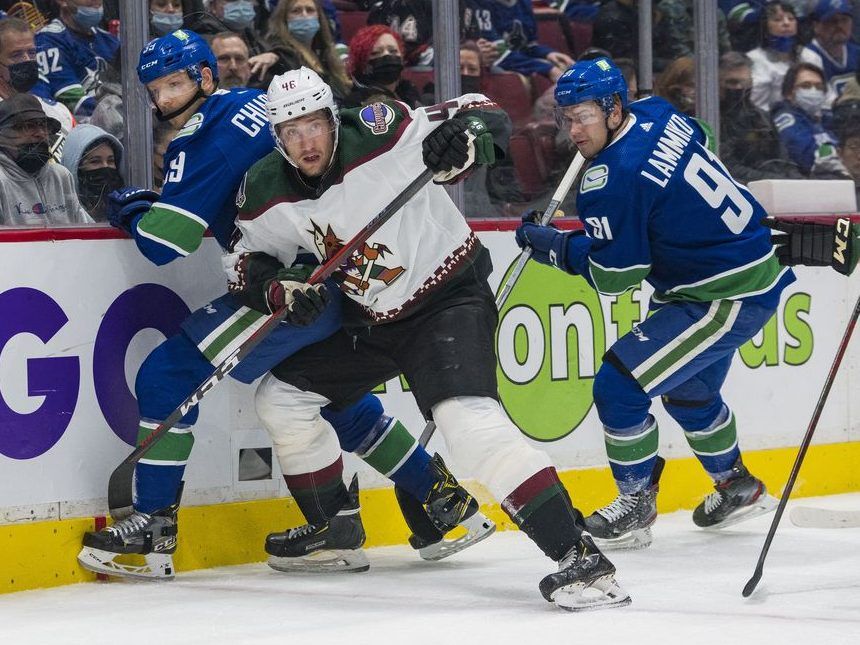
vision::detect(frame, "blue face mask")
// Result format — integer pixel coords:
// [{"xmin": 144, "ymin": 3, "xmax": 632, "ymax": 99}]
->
[
  {"xmin": 151, "ymin": 11, "xmax": 184, "ymax": 36},
  {"xmin": 223, "ymin": 0, "xmax": 256, "ymax": 30},
  {"xmin": 73, "ymin": 5, "xmax": 104, "ymax": 29},
  {"xmin": 766, "ymin": 34, "xmax": 796, "ymax": 53},
  {"xmin": 289, "ymin": 17, "xmax": 320, "ymax": 44}
]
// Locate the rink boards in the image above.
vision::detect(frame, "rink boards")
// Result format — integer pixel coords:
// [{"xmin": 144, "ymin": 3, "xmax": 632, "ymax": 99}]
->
[{"xmin": 1, "ymin": 223, "xmax": 858, "ymax": 593}]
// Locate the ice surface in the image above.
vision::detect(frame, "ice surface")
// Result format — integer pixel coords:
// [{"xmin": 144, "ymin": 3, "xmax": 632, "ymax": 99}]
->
[{"xmin": 3, "ymin": 494, "xmax": 859, "ymax": 645}]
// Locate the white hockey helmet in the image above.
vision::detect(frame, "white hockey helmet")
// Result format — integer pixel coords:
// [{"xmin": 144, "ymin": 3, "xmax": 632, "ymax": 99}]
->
[{"xmin": 267, "ymin": 66, "xmax": 340, "ymax": 168}]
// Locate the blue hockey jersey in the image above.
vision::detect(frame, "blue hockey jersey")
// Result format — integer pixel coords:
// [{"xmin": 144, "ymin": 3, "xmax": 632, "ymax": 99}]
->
[
  {"xmin": 800, "ymin": 39, "xmax": 860, "ymax": 99},
  {"xmin": 568, "ymin": 96, "xmax": 794, "ymax": 308},
  {"xmin": 772, "ymin": 100, "xmax": 842, "ymax": 175},
  {"xmin": 463, "ymin": 0, "xmax": 556, "ymax": 76},
  {"xmin": 131, "ymin": 88, "xmax": 275, "ymax": 265},
  {"xmin": 33, "ymin": 19, "xmax": 119, "ymax": 118}
]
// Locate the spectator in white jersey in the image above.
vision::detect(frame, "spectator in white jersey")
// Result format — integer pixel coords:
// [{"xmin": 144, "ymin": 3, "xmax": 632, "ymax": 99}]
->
[
  {"xmin": 0, "ymin": 93, "xmax": 91, "ymax": 226},
  {"xmin": 747, "ymin": 1, "xmax": 799, "ymax": 113}
]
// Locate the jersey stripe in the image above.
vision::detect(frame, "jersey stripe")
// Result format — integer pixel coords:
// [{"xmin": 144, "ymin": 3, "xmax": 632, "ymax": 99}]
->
[
  {"xmin": 136, "ymin": 204, "xmax": 208, "ymax": 256},
  {"xmin": 588, "ymin": 259, "xmax": 651, "ymax": 295},
  {"xmin": 661, "ymin": 251, "xmax": 784, "ymax": 302}
]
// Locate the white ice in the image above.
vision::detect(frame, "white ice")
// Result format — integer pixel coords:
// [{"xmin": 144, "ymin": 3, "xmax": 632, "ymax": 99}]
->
[{"xmin": 3, "ymin": 493, "xmax": 859, "ymax": 645}]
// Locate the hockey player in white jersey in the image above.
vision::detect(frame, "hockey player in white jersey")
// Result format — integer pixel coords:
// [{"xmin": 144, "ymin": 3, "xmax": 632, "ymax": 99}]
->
[{"xmin": 225, "ymin": 67, "xmax": 630, "ymax": 611}]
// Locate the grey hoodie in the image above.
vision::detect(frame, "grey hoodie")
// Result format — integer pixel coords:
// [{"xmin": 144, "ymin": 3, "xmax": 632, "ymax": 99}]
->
[
  {"xmin": 60, "ymin": 123, "xmax": 124, "ymax": 194},
  {"xmin": 0, "ymin": 150, "xmax": 92, "ymax": 227}
]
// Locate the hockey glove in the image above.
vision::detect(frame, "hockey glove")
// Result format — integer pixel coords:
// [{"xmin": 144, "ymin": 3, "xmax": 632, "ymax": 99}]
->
[
  {"xmin": 763, "ymin": 217, "xmax": 857, "ymax": 275},
  {"xmin": 422, "ymin": 115, "xmax": 495, "ymax": 184},
  {"xmin": 265, "ymin": 279, "xmax": 331, "ymax": 326},
  {"xmin": 515, "ymin": 221, "xmax": 570, "ymax": 270},
  {"xmin": 107, "ymin": 187, "xmax": 160, "ymax": 234}
]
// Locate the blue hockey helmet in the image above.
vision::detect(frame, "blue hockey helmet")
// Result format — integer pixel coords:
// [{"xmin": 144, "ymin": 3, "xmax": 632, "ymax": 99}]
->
[
  {"xmin": 137, "ymin": 29, "xmax": 219, "ymax": 86},
  {"xmin": 555, "ymin": 57, "xmax": 628, "ymax": 116}
]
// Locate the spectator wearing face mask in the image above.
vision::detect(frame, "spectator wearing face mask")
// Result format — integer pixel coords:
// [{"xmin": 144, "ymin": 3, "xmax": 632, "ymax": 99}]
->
[
  {"xmin": 32, "ymin": 0, "xmax": 119, "ymax": 121},
  {"xmin": 836, "ymin": 127, "xmax": 860, "ymax": 204},
  {"xmin": 655, "ymin": 55, "xmax": 696, "ymax": 115},
  {"xmin": 0, "ymin": 18, "xmax": 75, "ymax": 160},
  {"xmin": 150, "ymin": 0, "xmax": 185, "ymax": 37},
  {"xmin": 718, "ymin": 51, "xmax": 803, "ymax": 183},
  {"xmin": 0, "ymin": 93, "xmax": 91, "ymax": 226},
  {"xmin": 772, "ymin": 61, "xmax": 848, "ymax": 177},
  {"xmin": 747, "ymin": 1, "xmax": 799, "ymax": 113},
  {"xmin": 60, "ymin": 123, "xmax": 124, "ymax": 222},
  {"xmin": 343, "ymin": 25, "xmax": 423, "ymax": 108},
  {"xmin": 799, "ymin": 0, "xmax": 860, "ymax": 102},
  {"xmin": 257, "ymin": 0, "xmax": 350, "ymax": 98}
]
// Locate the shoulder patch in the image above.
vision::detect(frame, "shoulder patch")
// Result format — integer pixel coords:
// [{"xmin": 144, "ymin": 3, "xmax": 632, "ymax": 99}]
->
[
  {"xmin": 359, "ymin": 102, "xmax": 395, "ymax": 135},
  {"xmin": 175, "ymin": 112, "xmax": 205, "ymax": 139},
  {"xmin": 773, "ymin": 112, "xmax": 796, "ymax": 132},
  {"xmin": 581, "ymin": 164, "xmax": 609, "ymax": 193}
]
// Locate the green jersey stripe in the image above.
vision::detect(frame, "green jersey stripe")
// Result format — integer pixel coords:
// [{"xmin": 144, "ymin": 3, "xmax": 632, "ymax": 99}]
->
[
  {"xmin": 588, "ymin": 259, "xmax": 651, "ymax": 296},
  {"xmin": 684, "ymin": 413, "xmax": 738, "ymax": 456},
  {"xmin": 662, "ymin": 251, "xmax": 783, "ymax": 302},
  {"xmin": 361, "ymin": 420, "xmax": 417, "ymax": 476},
  {"xmin": 136, "ymin": 205, "xmax": 208, "ymax": 255},
  {"xmin": 604, "ymin": 421, "xmax": 659, "ymax": 464},
  {"xmin": 201, "ymin": 308, "xmax": 267, "ymax": 363}
]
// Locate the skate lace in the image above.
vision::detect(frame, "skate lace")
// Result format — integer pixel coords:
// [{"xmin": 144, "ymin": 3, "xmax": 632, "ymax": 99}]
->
[
  {"xmin": 287, "ymin": 523, "xmax": 318, "ymax": 539},
  {"xmin": 107, "ymin": 512, "xmax": 152, "ymax": 539},
  {"xmin": 703, "ymin": 490, "xmax": 725, "ymax": 515},
  {"xmin": 597, "ymin": 494, "xmax": 638, "ymax": 522}
]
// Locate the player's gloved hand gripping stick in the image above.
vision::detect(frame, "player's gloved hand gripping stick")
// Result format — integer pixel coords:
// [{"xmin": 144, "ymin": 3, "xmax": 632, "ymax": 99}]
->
[
  {"xmin": 107, "ymin": 168, "xmax": 434, "ymax": 519},
  {"xmin": 417, "ymin": 151, "xmax": 587, "ymax": 447}
]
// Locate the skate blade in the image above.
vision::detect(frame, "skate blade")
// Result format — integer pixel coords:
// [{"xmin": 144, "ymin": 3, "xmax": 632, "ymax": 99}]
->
[
  {"xmin": 77, "ymin": 547, "xmax": 175, "ymax": 581},
  {"xmin": 592, "ymin": 527, "xmax": 652, "ymax": 551},
  {"xmin": 552, "ymin": 573, "xmax": 632, "ymax": 612},
  {"xmin": 419, "ymin": 511, "xmax": 496, "ymax": 561},
  {"xmin": 790, "ymin": 506, "xmax": 860, "ymax": 529},
  {"xmin": 267, "ymin": 548, "xmax": 370, "ymax": 573},
  {"xmin": 700, "ymin": 494, "xmax": 778, "ymax": 530}
]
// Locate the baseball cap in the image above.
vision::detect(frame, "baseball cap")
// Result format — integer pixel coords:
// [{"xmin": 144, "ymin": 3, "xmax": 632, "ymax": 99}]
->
[
  {"xmin": 812, "ymin": 0, "xmax": 853, "ymax": 22},
  {"xmin": 0, "ymin": 93, "xmax": 61, "ymax": 134}
]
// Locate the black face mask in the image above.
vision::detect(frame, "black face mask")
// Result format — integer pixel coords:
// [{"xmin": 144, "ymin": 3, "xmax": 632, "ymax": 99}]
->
[
  {"xmin": 364, "ymin": 55, "xmax": 403, "ymax": 86},
  {"xmin": 78, "ymin": 166, "xmax": 124, "ymax": 215},
  {"xmin": 461, "ymin": 75, "xmax": 481, "ymax": 94},
  {"xmin": 7, "ymin": 60, "xmax": 39, "ymax": 92},
  {"xmin": 722, "ymin": 87, "xmax": 751, "ymax": 110},
  {"xmin": 14, "ymin": 140, "xmax": 50, "ymax": 174}
]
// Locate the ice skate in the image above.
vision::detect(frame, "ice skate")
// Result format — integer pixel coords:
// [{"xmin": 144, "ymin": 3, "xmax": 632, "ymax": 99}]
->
[
  {"xmin": 266, "ymin": 474, "xmax": 369, "ymax": 573},
  {"xmin": 585, "ymin": 456, "xmax": 664, "ymax": 550},
  {"xmin": 77, "ymin": 503, "xmax": 179, "ymax": 581},
  {"xmin": 693, "ymin": 458, "xmax": 777, "ymax": 529},
  {"xmin": 539, "ymin": 532, "xmax": 631, "ymax": 612},
  {"xmin": 410, "ymin": 454, "xmax": 495, "ymax": 561}
]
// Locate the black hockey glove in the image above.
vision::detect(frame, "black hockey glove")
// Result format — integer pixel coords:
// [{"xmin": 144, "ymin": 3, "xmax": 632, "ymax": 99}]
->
[
  {"xmin": 762, "ymin": 217, "xmax": 856, "ymax": 275},
  {"xmin": 422, "ymin": 115, "xmax": 495, "ymax": 184},
  {"xmin": 265, "ymin": 279, "xmax": 331, "ymax": 326}
]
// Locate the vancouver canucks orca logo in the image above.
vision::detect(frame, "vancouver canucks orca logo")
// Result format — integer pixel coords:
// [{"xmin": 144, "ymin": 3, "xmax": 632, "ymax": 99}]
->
[
  {"xmin": 308, "ymin": 220, "xmax": 405, "ymax": 295},
  {"xmin": 359, "ymin": 103, "xmax": 395, "ymax": 135}
]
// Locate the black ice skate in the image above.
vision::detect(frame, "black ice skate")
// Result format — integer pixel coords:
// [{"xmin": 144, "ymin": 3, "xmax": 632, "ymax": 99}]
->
[
  {"xmin": 409, "ymin": 454, "xmax": 495, "ymax": 561},
  {"xmin": 585, "ymin": 456, "xmax": 664, "ymax": 550},
  {"xmin": 539, "ymin": 532, "xmax": 631, "ymax": 612},
  {"xmin": 266, "ymin": 474, "xmax": 369, "ymax": 573},
  {"xmin": 693, "ymin": 458, "xmax": 777, "ymax": 529},
  {"xmin": 77, "ymin": 502, "xmax": 179, "ymax": 581}
]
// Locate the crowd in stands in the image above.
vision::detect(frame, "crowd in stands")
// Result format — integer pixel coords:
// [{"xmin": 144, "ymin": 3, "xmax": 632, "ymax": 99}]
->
[{"xmin": 0, "ymin": 0, "xmax": 859, "ymax": 226}]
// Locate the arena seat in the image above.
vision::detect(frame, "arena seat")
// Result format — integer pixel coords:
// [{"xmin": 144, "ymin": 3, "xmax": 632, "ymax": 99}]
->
[
  {"xmin": 568, "ymin": 20, "xmax": 593, "ymax": 57},
  {"xmin": 481, "ymin": 71, "xmax": 533, "ymax": 129},
  {"xmin": 533, "ymin": 8, "xmax": 573, "ymax": 56},
  {"xmin": 339, "ymin": 10, "xmax": 368, "ymax": 44},
  {"xmin": 510, "ymin": 121, "xmax": 559, "ymax": 197}
]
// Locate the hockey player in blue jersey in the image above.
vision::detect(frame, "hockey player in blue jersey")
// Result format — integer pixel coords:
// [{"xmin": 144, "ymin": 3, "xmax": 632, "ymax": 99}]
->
[
  {"xmin": 32, "ymin": 0, "xmax": 120, "ymax": 120},
  {"xmin": 77, "ymin": 30, "xmax": 492, "ymax": 580},
  {"xmin": 799, "ymin": 0, "xmax": 860, "ymax": 100},
  {"xmin": 515, "ymin": 57, "xmax": 794, "ymax": 550}
]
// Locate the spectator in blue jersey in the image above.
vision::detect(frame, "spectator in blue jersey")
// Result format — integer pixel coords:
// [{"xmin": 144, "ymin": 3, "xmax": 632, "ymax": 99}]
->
[
  {"xmin": 772, "ymin": 61, "xmax": 849, "ymax": 176},
  {"xmin": 60, "ymin": 123, "xmax": 124, "ymax": 222},
  {"xmin": 800, "ymin": 0, "xmax": 860, "ymax": 102},
  {"xmin": 747, "ymin": 2, "xmax": 799, "ymax": 113},
  {"xmin": 32, "ymin": 0, "xmax": 120, "ymax": 120},
  {"xmin": 366, "ymin": 0, "xmax": 434, "ymax": 67},
  {"xmin": 515, "ymin": 57, "xmax": 793, "ymax": 549},
  {"xmin": 462, "ymin": 0, "xmax": 573, "ymax": 82},
  {"xmin": 78, "ymin": 30, "xmax": 491, "ymax": 582}
]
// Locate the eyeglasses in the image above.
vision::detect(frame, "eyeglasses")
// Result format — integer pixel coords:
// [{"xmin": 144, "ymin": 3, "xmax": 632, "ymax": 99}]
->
[
  {"xmin": 277, "ymin": 118, "xmax": 335, "ymax": 144},
  {"xmin": 8, "ymin": 119, "xmax": 53, "ymax": 136},
  {"xmin": 555, "ymin": 103, "xmax": 604, "ymax": 129}
]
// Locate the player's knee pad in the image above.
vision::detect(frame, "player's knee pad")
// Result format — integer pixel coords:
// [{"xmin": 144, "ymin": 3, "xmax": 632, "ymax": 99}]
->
[
  {"xmin": 593, "ymin": 357, "xmax": 651, "ymax": 429},
  {"xmin": 321, "ymin": 393, "xmax": 385, "ymax": 453},
  {"xmin": 432, "ymin": 396, "xmax": 553, "ymax": 501},
  {"xmin": 255, "ymin": 374, "xmax": 340, "ymax": 474},
  {"xmin": 135, "ymin": 333, "xmax": 213, "ymax": 425}
]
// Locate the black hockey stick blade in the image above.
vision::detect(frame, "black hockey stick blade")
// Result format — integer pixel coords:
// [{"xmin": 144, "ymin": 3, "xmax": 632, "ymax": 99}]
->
[
  {"xmin": 107, "ymin": 168, "xmax": 434, "ymax": 519},
  {"xmin": 742, "ymin": 290, "xmax": 860, "ymax": 598}
]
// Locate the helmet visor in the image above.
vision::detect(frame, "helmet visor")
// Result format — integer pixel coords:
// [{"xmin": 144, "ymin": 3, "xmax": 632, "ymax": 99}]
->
[
  {"xmin": 555, "ymin": 103, "xmax": 603, "ymax": 130},
  {"xmin": 275, "ymin": 110, "xmax": 337, "ymax": 146}
]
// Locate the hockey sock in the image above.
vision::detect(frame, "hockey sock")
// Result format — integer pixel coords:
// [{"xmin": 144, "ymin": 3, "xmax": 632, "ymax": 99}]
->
[
  {"xmin": 502, "ymin": 467, "xmax": 584, "ymax": 561},
  {"xmin": 134, "ymin": 419, "xmax": 194, "ymax": 514},
  {"xmin": 354, "ymin": 415, "xmax": 435, "ymax": 501},
  {"xmin": 680, "ymin": 405, "xmax": 740, "ymax": 481},
  {"xmin": 282, "ymin": 455, "xmax": 349, "ymax": 525},
  {"xmin": 604, "ymin": 415, "xmax": 659, "ymax": 494}
]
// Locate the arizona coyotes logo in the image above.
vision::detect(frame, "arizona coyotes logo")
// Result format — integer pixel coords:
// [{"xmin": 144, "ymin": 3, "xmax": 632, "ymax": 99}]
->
[{"xmin": 308, "ymin": 220, "xmax": 405, "ymax": 296}]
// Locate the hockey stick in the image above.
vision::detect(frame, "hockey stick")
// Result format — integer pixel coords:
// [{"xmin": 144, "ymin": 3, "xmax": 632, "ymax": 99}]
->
[
  {"xmin": 742, "ymin": 289, "xmax": 860, "ymax": 597},
  {"xmin": 107, "ymin": 168, "xmax": 435, "ymax": 519},
  {"xmin": 789, "ymin": 506, "xmax": 860, "ymax": 528},
  {"xmin": 417, "ymin": 152, "xmax": 587, "ymax": 448}
]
